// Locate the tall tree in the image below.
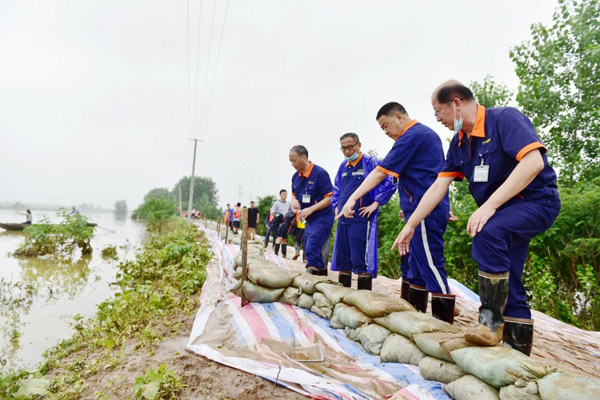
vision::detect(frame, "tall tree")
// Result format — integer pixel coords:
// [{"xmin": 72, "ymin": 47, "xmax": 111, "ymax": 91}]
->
[
  {"xmin": 172, "ymin": 176, "xmax": 220, "ymax": 218},
  {"xmin": 143, "ymin": 188, "xmax": 172, "ymax": 203},
  {"xmin": 510, "ymin": 0, "xmax": 600, "ymax": 184}
]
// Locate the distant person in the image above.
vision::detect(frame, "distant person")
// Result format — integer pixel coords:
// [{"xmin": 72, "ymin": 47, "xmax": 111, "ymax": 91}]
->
[
  {"xmin": 290, "ymin": 145, "xmax": 334, "ymax": 276},
  {"xmin": 247, "ymin": 201, "xmax": 260, "ymax": 240},
  {"xmin": 224, "ymin": 204, "xmax": 234, "ymax": 232},
  {"xmin": 232, "ymin": 203, "xmax": 242, "ymax": 234},
  {"xmin": 266, "ymin": 190, "xmax": 292, "ymax": 253},
  {"xmin": 277, "ymin": 207, "xmax": 297, "ymax": 258},
  {"xmin": 20, "ymin": 209, "xmax": 32, "ymax": 224},
  {"xmin": 331, "ymin": 133, "xmax": 396, "ymax": 290},
  {"xmin": 70, "ymin": 206, "xmax": 80, "ymax": 215},
  {"xmin": 291, "ymin": 202, "xmax": 305, "ymax": 261}
]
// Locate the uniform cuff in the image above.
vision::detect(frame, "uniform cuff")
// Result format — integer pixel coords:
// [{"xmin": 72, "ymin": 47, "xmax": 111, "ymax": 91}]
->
[
  {"xmin": 516, "ymin": 142, "xmax": 545, "ymax": 161},
  {"xmin": 376, "ymin": 165, "xmax": 399, "ymax": 178}
]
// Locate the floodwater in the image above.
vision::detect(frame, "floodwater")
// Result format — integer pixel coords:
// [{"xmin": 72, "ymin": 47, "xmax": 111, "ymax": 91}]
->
[{"xmin": 0, "ymin": 208, "xmax": 146, "ymax": 373}]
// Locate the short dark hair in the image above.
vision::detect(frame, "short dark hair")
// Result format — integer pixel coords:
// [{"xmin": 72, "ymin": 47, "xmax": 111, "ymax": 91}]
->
[
  {"xmin": 376, "ymin": 102, "xmax": 408, "ymax": 119},
  {"xmin": 279, "ymin": 189, "xmax": 287, "ymax": 195},
  {"xmin": 236, "ymin": 202, "xmax": 241, "ymax": 206},
  {"xmin": 436, "ymin": 82, "xmax": 475, "ymax": 103},
  {"xmin": 250, "ymin": 201, "xmax": 255, "ymax": 204},
  {"xmin": 290, "ymin": 145, "xmax": 308, "ymax": 158},
  {"xmin": 340, "ymin": 132, "xmax": 360, "ymax": 143}
]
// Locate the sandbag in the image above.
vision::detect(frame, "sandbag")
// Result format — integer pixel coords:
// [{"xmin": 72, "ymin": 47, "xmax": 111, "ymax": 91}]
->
[
  {"xmin": 314, "ymin": 282, "xmax": 354, "ymax": 305},
  {"xmin": 418, "ymin": 356, "xmax": 466, "ymax": 384},
  {"xmin": 231, "ymin": 280, "xmax": 285, "ymax": 303},
  {"xmin": 247, "ymin": 264, "xmax": 300, "ymax": 288},
  {"xmin": 311, "ymin": 292, "xmax": 333, "ymax": 319},
  {"xmin": 292, "ymin": 273, "xmax": 332, "ymax": 295},
  {"xmin": 330, "ymin": 303, "xmax": 372, "ymax": 329},
  {"xmin": 499, "ymin": 379, "xmax": 540, "ymax": 400},
  {"xmin": 343, "ymin": 290, "xmax": 415, "ymax": 317},
  {"xmin": 374, "ymin": 311, "xmax": 461, "ymax": 339},
  {"xmin": 356, "ymin": 324, "xmax": 392, "ymax": 355},
  {"xmin": 451, "ymin": 346, "xmax": 556, "ymax": 388},
  {"xmin": 279, "ymin": 286, "xmax": 301, "ymax": 306},
  {"xmin": 233, "ymin": 248, "xmax": 264, "ymax": 268},
  {"xmin": 234, "ymin": 266, "xmax": 242, "ymax": 280},
  {"xmin": 379, "ymin": 333, "xmax": 426, "ymax": 365},
  {"xmin": 297, "ymin": 293, "xmax": 315, "ymax": 309},
  {"xmin": 445, "ymin": 375, "xmax": 500, "ymax": 400},
  {"xmin": 345, "ymin": 326, "xmax": 361, "ymax": 341},
  {"xmin": 413, "ymin": 332, "xmax": 472, "ymax": 362},
  {"xmin": 537, "ymin": 371, "xmax": 600, "ymax": 400}
]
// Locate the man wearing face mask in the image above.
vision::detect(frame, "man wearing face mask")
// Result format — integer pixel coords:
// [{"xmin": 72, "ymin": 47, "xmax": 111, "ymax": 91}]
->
[
  {"xmin": 330, "ymin": 133, "xmax": 396, "ymax": 290},
  {"xmin": 338, "ymin": 103, "xmax": 455, "ymax": 323},
  {"xmin": 289, "ymin": 145, "xmax": 335, "ymax": 276},
  {"xmin": 394, "ymin": 80, "xmax": 560, "ymax": 356}
]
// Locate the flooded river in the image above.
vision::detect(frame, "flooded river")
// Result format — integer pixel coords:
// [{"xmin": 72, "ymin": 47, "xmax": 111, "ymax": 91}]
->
[{"xmin": 0, "ymin": 208, "xmax": 146, "ymax": 373}]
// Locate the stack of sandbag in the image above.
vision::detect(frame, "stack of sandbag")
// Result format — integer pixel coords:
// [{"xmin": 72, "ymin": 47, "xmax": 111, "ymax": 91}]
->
[
  {"xmin": 228, "ymin": 262, "xmax": 600, "ymax": 400},
  {"xmin": 233, "ymin": 242, "xmax": 265, "ymax": 279}
]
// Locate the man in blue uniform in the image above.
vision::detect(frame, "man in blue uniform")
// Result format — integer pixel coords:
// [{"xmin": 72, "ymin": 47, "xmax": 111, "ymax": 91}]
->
[
  {"xmin": 331, "ymin": 133, "xmax": 396, "ymax": 290},
  {"xmin": 338, "ymin": 102, "xmax": 455, "ymax": 323},
  {"xmin": 395, "ymin": 80, "xmax": 560, "ymax": 355},
  {"xmin": 289, "ymin": 145, "xmax": 335, "ymax": 276}
]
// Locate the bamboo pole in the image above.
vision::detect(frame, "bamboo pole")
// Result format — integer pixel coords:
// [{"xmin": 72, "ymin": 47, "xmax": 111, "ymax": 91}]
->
[{"xmin": 241, "ymin": 206, "xmax": 249, "ymax": 307}]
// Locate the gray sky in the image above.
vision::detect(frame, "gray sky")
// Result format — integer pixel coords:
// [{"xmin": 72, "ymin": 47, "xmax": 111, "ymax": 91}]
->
[{"xmin": 0, "ymin": 0, "xmax": 557, "ymax": 210}]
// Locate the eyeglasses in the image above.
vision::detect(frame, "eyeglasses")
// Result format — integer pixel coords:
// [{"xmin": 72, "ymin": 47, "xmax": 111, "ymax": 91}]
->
[
  {"xmin": 433, "ymin": 100, "xmax": 454, "ymax": 118},
  {"xmin": 340, "ymin": 143, "xmax": 359, "ymax": 152}
]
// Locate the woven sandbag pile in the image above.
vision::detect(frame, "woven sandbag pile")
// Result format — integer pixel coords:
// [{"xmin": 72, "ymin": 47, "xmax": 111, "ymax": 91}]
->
[{"xmin": 229, "ymin": 261, "xmax": 600, "ymax": 400}]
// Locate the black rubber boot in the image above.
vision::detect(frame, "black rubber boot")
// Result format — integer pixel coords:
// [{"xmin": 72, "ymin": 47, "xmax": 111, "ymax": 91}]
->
[
  {"xmin": 281, "ymin": 244, "xmax": 287, "ymax": 258},
  {"xmin": 409, "ymin": 285, "xmax": 428, "ymax": 312},
  {"xmin": 274, "ymin": 243, "xmax": 280, "ymax": 255},
  {"xmin": 318, "ymin": 268, "xmax": 328, "ymax": 276},
  {"xmin": 338, "ymin": 272, "xmax": 352, "ymax": 288},
  {"xmin": 307, "ymin": 267, "xmax": 319, "ymax": 275},
  {"xmin": 431, "ymin": 293, "xmax": 456, "ymax": 324},
  {"xmin": 357, "ymin": 274, "xmax": 372, "ymax": 290},
  {"xmin": 503, "ymin": 317, "xmax": 534, "ymax": 356},
  {"xmin": 400, "ymin": 279, "xmax": 410, "ymax": 302},
  {"xmin": 465, "ymin": 271, "xmax": 510, "ymax": 346}
]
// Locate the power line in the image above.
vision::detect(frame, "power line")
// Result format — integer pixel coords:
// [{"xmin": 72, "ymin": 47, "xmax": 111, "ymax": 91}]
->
[{"xmin": 191, "ymin": 0, "xmax": 204, "ymax": 137}]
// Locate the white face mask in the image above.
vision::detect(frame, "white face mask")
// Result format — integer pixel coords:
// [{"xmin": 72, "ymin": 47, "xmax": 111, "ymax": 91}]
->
[{"xmin": 453, "ymin": 104, "xmax": 463, "ymax": 135}]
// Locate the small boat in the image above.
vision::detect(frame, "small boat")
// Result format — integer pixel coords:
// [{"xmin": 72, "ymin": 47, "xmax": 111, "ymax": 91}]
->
[{"xmin": 0, "ymin": 222, "xmax": 98, "ymax": 231}]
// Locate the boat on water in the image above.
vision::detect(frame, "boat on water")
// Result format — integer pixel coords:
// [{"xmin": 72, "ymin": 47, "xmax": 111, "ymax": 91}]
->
[{"xmin": 0, "ymin": 222, "xmax": 98, "ymax": 231}]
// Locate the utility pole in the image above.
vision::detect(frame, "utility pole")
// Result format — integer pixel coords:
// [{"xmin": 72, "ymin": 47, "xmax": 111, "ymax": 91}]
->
[{"xmin": 187, "ymin": 138, "xmax": 201, "ymax": 222}]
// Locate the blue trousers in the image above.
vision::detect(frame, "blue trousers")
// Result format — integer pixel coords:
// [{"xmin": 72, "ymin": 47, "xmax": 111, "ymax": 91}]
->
[
  {"xmin": 406, "ymin": 212, "xmax": 450, "ymax": 294},
  {"xmin": 472, "ymin": 195, "xmax": 560, "ymax": 319},
  {"xmin": 304, "ymin": 214, "xmax": 334, "ymax": 270},
  {"xmin": 333, "ymin": 219, "xmax": 368, "ymax": 274}
]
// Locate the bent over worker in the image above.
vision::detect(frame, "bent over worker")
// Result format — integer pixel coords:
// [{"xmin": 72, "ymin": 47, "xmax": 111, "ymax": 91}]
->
[
  {"xmin": 331, "ymin": 133, "xmax": 396, "ymax": 290},
  {"xmin": 290, "ymin": 145, "xmax": 334, "ymax": 276},
  {"xmin": 338, "ymin": 102, "xmax": 454, "ymax": 324},
  {"xmin": 395, "ymin": 80, "xmax": 560, "ymax": 356}
]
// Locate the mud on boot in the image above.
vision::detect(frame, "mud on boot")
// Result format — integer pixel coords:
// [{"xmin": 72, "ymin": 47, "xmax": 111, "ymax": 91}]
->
[{"xmin": 465, "ymin": 271, "xmax": 509, "ymax": 346}]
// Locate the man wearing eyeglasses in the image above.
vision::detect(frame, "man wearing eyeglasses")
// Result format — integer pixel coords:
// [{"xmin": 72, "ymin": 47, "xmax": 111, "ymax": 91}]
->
[
  {"xmin": 330, "ymin": 133, "xmax": 396, "ymax": 290},
  {"xmin": 338, "ymin": 102, "xmax": 455, "ymax": 323},
  {"xmin": 394, "ymin": 80, "xmax": 560, "ymax": 355}
]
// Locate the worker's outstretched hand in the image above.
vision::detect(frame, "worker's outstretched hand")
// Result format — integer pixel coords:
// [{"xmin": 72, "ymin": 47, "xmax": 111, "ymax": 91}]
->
[
  {"xmin": 336, "ymin": 199, "xmax": 356, "ymax": 220},
  {"xmin": 466, "ymin": 204, "xmax": 496, "ymax": 237},
  {"xmin": 297, "ymin": 206, "xmax": 314, "ymax": 221},
  {"xmin": 358, "ymin": 202, "xmax": 378, "ymax": 218},
  {"xmin": 392, "ymin": 226, "xmax": 414, "ymax": 255}
]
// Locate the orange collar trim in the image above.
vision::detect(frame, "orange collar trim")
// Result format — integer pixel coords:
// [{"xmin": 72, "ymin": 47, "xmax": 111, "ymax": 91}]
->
[
  {"xmin": 299, "ymin": 161, "xmax": 314, "ymax": 178},
  {"xmin": 458, "ymin": 105, "xmax": 486, "ymax": 143},
  {"xmin": 345, "ymin": 152, "xmax": 363, "ymax": 167},
  {"xmin": 398, "ymin": 119, "xmax": 418, "ymax": 139}
]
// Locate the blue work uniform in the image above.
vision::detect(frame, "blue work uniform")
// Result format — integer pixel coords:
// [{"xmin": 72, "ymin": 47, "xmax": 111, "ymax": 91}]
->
[
  {"xmin": 330, "ymin": 153, "xmax": 396, "ymax": 277},
  {"xmin": 439, "ymin": 105, "xmax": 560, "ymax": 319},
  {"xmin": 291, "ymin": 162, "xmax": 335, "ymax": 271},
  {"xmin": 376, "ymin": 120, "xmax": 451, "ymax": 295}
]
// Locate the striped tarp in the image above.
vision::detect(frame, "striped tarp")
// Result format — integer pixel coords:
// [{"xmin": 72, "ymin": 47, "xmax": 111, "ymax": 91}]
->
[{"xmin": 187, "ymin": 227, "xmax": 600, "ymax": 399}]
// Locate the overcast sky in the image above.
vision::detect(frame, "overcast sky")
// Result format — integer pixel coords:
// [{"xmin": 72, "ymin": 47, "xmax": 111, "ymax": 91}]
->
[{"xmin": 0, "ymin": 0, "xmax": 557, "ymax": 210}]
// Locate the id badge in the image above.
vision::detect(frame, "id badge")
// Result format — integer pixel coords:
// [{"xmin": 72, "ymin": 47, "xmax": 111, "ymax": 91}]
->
[
  {"xmin": 302, "ymin": 194, "xmax": 311, "ymax": 204},
  {"xmin": 473, "ymin": 165, "xmax": 489, "ymax": 182}
]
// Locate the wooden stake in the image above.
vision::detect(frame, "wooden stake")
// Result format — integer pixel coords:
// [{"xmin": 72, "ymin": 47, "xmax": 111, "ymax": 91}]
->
[
  {"xmin": 225, "ymin": 216, "xmax": 229, "ymax": 243},
  {"xmin": 241, "ymin": 206, "xmax": 249, "ymax": 307},
  {"xmin": 216, "ymin": 216, "xmax": 221, "ymax": 237}
]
